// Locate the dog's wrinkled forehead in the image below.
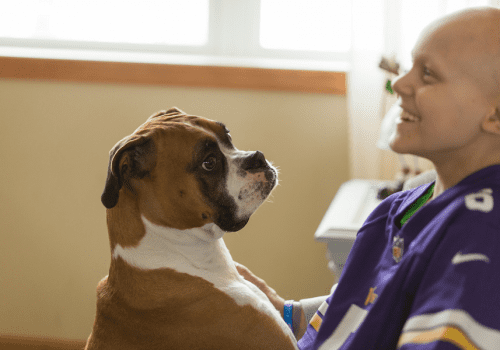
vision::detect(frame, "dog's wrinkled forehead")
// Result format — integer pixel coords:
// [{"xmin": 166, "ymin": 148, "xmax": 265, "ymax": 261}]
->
[{"xmin": 136, "ymin": 107, "xmax": 233, "ymax": 147}]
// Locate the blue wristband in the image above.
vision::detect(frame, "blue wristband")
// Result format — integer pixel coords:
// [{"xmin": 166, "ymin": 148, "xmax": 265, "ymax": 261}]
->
[{"xmin": 284, "ymin": 300, "xmax": 294, "ymax": 331}]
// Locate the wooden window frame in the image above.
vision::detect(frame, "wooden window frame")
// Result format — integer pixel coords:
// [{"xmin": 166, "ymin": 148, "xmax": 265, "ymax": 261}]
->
[
  {"xmin": 0, "ymin": 335, "xmax": 86, "ymax": 350},
  {"xmin": 0, "ymin": 56, "xmax": 346, "ymax": 95}
]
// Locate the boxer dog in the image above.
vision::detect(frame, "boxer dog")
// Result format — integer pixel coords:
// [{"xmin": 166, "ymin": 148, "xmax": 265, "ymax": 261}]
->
[{"xmin": 85, "ymin": 108, "xmax": 297, "ymax": 350}]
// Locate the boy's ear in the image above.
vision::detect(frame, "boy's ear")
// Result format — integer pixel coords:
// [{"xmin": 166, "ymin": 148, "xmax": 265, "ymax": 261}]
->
[{"xmin": 482, "ymin": 107, "xmax": 500, "ymax": 136}]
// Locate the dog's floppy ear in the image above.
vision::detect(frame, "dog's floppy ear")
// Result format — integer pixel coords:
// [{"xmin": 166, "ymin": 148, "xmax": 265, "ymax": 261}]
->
[{"xmin": 101, "ymin": 134, "xmax": 155, "ymax": 209}]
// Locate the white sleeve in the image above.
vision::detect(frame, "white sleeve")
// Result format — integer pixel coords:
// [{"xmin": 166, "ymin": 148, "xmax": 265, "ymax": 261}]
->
[
  {"xmin": 297, "ymin": 283, "xmax": 337, "ymax": 323},
  {"xmin": 298, "ymin": 295, "xmax": 329, "ymax": 324}
]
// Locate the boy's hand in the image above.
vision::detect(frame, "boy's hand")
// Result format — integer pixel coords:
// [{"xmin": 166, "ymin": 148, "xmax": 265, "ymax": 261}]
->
[{"xmin": 235, "ymin": 262, "xmax": 286, "ymax": 316}]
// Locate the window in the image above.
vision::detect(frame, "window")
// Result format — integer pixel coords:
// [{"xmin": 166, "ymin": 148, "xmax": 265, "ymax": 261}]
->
[
  {"xmin": 0, "ymin": 0, "xmax": 209, "ymax": 49},
  {"xmin": 0, "ymin": 0, "xmax": 351, "ymax": 70},
  {"xmin": 260, "ymin": 0, "xmax": 351, "ymax": 53}
]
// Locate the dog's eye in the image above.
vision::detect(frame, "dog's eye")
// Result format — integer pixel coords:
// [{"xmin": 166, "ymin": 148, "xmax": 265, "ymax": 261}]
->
[{"xmin": 202, "ymin": 156, "xmax": 217, "ymax": 171}]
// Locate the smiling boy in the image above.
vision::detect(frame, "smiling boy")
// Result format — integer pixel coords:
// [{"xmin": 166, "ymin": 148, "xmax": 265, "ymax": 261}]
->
[
  {"xmin": 237, "ymin": 7, "xmax": 500, "ymax": 350},
  {"xmin": 392, "ymin": 8, "xmax": 500, "ymax": 200}
]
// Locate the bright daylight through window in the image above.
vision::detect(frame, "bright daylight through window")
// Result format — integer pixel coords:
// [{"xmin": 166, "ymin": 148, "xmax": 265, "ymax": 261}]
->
[
  {"xmin": 259, "ymin": 0, "xmax": 351, "ymax": 52},
  {"xmin": 0, "ymin": 0, "xmax": 351, "ymax": 66},
  {"xmin": 0, "ymin": 0, "xmax": 209, "ymax": 46}
]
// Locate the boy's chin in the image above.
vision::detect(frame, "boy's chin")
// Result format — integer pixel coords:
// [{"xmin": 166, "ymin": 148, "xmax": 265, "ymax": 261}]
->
[
  {"xmin": 389, "ymin": 139, "xmax": 423, "ymax": 158},
  {"xmin": 388, "ymin": 138, "xmax": 409, "ymax": 154}
]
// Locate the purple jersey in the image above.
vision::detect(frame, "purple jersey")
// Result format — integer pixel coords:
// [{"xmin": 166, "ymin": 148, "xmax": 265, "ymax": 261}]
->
[{"xmin": 298, "ymin": 165, "xmax": 500, "ymax": 350}]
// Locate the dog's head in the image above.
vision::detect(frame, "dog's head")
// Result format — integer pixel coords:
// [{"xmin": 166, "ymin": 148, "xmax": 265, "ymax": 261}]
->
[{"xmin": 102, "ymin": 107, "xmax": 278, "ymax": 233}]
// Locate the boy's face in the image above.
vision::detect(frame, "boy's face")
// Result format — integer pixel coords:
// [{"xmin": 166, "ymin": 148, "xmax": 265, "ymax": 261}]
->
[{"xmin": 389, "ymin": 10, "xmax": 500, "ymax": 160}]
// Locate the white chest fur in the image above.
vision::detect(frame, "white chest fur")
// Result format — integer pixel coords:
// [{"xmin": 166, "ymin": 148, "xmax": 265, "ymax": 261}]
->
[{"xmin": 112, "ymin": 216, "xmax": 296, "ymax": 344}]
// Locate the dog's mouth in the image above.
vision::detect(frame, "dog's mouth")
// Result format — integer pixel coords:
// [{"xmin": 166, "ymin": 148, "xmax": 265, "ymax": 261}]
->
[
  {"xmin": 264, "ymin": 167, "xmax": 278, "ymax": 196},
  {"xmin": 237, "ymin": 166, "xmax": 277, "ymax": 201},
  {"xmin": 267, "ymin": 166, "xmax": 278, "ymax": 188},
  {"xmin": 224, "ymin": 217, "xmax": 250, "ymax": 232},
  {"xmin": 212, "ymin": 210, "xmax": 251, "ymax": 232}
]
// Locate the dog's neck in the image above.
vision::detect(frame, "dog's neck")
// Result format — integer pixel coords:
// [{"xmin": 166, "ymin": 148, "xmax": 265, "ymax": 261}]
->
[
  {"xmin": 107, "ymin": 215, "xmax": 248, "ymax": 309},
  {"xmin": 112, "ymin": 215, "xmax": 237, "ymax": 279}
]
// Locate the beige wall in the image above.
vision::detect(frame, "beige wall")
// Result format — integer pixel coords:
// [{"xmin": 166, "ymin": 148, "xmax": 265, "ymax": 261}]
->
[{"xmin": 0, "ymin": 78, "xmax": 349, "ymax": 340}]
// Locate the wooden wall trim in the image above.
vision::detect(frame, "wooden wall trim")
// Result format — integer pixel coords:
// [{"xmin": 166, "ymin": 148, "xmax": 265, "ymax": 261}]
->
[
  {"xmin": 0, "ymin": 335, "xmax": 86, "ymax": 350},
  {"xmin": 0, "ymin": 56, "xmax": 346, "ymax": 95}
]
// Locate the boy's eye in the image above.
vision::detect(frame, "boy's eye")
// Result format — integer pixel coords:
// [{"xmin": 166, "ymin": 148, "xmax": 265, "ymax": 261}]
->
[{"xmin": 421, "ymin": 66, "xmax": 437, "ymax": 83}]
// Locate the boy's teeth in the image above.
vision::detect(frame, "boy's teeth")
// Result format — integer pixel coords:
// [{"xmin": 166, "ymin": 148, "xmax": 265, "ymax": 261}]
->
[{"xmin": 400, "ymin": 110, "xmax": 420, "ymax": 122}]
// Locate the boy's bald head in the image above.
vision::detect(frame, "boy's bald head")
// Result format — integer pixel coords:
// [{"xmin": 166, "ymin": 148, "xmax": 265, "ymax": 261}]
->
[{"xmin": 418, "ymin": 7, "xmax": 500, "ymax": 104}]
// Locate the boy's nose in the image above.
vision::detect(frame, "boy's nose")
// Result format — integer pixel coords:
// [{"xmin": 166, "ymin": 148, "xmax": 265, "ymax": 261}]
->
[{"xmin": 391, "ymin": 72, "xmax": 413, "ymax": 98}]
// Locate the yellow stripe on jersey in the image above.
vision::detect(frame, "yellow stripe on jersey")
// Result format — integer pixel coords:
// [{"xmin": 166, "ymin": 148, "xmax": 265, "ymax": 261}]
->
[
  {"xmin": 309, "ymin": 300, "xmax": 330, "ymax": 332},
  {"xmin": 397, "ymin": 325, "xmax": 479, "ymax": 350},
  {"xmin": 310, "ymin": 313, "xmax": 322, "ymax": 332},
  {"xmin": 397, "ymin": 309, "xmax": 500, "ymax": 350}
]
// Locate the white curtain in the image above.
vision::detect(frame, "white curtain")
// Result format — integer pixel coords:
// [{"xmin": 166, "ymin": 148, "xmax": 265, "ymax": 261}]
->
[{"xmin": 347, "ymin": 0, "xmax": 500, "ymax": 180}]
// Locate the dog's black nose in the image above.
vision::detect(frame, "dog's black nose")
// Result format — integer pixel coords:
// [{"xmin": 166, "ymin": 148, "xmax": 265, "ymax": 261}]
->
[{"xmin": 242, "ymin": 151, "xmax": 267, "ymax": 171}]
